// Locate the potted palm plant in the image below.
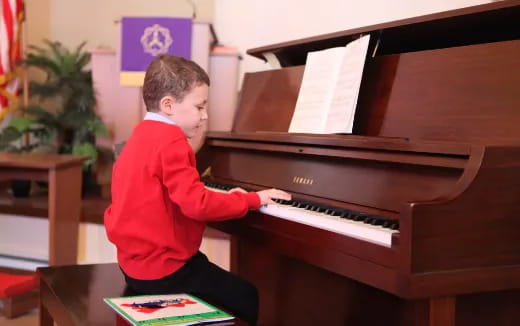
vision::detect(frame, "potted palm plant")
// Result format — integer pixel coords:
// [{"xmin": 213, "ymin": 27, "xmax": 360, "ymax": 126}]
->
[{"xmin": 20, "ymin": 40, "xmax": 110, "ymax": 194}]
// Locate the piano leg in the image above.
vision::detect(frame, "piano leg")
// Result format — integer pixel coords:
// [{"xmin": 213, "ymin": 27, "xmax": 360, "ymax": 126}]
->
[{"xmin": 429, "ymin": 296, "xmax": 455, "ymax": 326}]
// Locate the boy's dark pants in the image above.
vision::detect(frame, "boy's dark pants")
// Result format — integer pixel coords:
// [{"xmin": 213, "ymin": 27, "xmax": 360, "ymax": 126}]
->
[{"xmin": 122, "ymin": 251, "xmax": 259, "ymax": 325}]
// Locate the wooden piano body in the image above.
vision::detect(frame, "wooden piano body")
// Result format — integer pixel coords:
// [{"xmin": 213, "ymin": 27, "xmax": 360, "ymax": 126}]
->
[{"xmin": 199, "ymin": 1, "xmax": 520, "ymax": 325}]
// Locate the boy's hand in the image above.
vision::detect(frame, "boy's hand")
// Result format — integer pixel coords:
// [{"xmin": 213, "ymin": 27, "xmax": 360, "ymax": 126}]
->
[
  {"xmin": 257, "ymin": 188, "xmax": 292, "ymax": 206},
  {"xmin": 228, "ymin": 187, "xmax": 247, "ymax": 194}
]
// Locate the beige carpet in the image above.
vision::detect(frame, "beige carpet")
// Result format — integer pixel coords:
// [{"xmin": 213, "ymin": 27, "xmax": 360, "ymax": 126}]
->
[{"xmin": 0, "ymin": 309, "xmax": 38, "ymax": 326}]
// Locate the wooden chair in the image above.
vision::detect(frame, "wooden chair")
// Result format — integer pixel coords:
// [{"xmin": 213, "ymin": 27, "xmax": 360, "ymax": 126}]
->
[{"xmin": 0, "ymin": 272, "xmax": 38, "ymax": 318}]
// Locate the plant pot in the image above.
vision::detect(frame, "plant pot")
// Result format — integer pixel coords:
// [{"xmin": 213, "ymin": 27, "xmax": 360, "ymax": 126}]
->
[
  {"xmin": 10, "ymin": 180, "xmax": 32, "ymax": 198},
  {"xmin": 82, "ymin": 168, "xmax": 100, "ymax": 197}
]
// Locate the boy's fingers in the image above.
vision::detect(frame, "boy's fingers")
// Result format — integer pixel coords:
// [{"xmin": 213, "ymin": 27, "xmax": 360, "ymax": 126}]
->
[{"xmin": 269, "ymin": 189, "xmax": 291, "ymax": 200}]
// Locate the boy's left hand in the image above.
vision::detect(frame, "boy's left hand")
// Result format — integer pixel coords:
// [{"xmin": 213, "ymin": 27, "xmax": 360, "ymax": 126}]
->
[{"xmin": 228, "ymin": 187, "xmax": 247, "ymax": 194}]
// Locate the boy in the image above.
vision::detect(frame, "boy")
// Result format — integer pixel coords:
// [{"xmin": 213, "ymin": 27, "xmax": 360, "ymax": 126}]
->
[{"xmin": 104, "ymin": 55, "xmax": 291, "ymax": 326}]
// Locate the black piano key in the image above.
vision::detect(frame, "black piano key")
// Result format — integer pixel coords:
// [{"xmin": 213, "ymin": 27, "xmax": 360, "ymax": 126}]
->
[
  {"xmin": 325, "ymin": 208, "xmax": 340, "ymax": 215},
  {"xmin": 369, "ymin": 218, "xmax": 385, "ymax": 226},
  {"xmin": 382, "ymin": 220, "xmax": 391, "ymax": 228},
  {"xmin": 352, "ymin": 214, "xmax": 366, "ymax": 221},
  {"xmin": 340, "ymin": 211, "xmax": 352, "ymax": 219}
]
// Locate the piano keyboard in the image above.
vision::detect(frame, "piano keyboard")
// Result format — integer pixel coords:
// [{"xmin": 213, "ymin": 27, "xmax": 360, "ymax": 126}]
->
[{"xmin": 204, "ymin": 182, "xmax": 399, "ymax": 247}]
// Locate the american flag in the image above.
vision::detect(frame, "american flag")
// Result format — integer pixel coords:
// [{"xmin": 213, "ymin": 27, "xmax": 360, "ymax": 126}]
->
[{"xmin": 0, "ymin": 0, "xmax": 24, "ymax": 121}]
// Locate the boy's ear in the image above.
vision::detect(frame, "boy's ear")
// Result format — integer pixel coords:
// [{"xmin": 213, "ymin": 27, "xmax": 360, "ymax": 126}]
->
[{"xmin": 159, "ymin": 96, "xmax": 176, "ymax": 115}]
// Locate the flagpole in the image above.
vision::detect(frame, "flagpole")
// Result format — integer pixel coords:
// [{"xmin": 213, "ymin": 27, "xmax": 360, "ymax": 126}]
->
[
  {"xmin": 22, "ymin": 0, "xmax": 28, "ymax": 108},
  {"xmin": 21, "ymin": 0, "xmax": 29, "ymax": 145}
]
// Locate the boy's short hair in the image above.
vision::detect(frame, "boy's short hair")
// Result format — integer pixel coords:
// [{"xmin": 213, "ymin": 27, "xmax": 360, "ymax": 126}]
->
[{"xmin": 142, "ymin": 55, "xmax": 210, "ymax": 112}]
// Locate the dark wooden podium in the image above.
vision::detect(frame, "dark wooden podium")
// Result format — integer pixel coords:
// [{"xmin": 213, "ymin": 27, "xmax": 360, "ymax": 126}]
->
[{"xmin": 0, "ymin": 153, "xmax": 85, "ymax": 265}]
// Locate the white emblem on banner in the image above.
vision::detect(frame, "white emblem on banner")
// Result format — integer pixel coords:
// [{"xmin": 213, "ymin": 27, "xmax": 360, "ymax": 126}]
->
[{"xmin": 140, "ymin": 24, "xmax": 173, "ymax": 56}]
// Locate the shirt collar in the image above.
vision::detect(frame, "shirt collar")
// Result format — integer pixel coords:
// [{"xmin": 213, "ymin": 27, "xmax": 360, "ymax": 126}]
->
[{"xmin": 143, "ymin": 112, "xmax": 176, "ymax": 125}]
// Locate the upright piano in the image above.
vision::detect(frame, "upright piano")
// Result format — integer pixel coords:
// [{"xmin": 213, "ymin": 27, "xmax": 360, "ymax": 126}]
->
[{"xmin": 199, "ymin": 1, "xmax": 520, "ymax": 325}]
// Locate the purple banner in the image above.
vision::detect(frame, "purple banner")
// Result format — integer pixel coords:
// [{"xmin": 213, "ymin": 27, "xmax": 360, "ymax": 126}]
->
[{"xmin": 121, "ymin": 17, "xmax": 192, "ymax": 72}]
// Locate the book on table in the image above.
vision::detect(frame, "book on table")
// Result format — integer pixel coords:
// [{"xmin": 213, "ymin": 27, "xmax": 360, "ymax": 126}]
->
[
  {"xmin": 104, "ymin": 293, "xmax": 234, "ymax": 326},
  {"xmin": 288, "ymin": 34, "xmax": 370, "ymax": 134}
]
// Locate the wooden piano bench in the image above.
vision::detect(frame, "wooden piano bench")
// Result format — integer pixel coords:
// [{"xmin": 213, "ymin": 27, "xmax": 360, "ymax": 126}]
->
[
  {"xmin": 37, "ymin": 263, "xmax": 249, "ymax": 325},
  {"xmin": 0, "ymin": 272, "xmax": 39, "ymax": 318}
]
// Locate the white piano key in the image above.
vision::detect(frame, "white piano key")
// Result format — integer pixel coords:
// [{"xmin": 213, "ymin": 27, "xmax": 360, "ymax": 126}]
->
[{"xmin": 259, "ymin": 204, "xmax": 396, "ymax": 247}]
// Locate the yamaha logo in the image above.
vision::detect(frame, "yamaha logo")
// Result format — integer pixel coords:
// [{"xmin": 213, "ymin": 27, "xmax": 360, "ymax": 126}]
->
[{"xmin": 292, "ymin": 176, "xmax": 314, "ymax": 185}]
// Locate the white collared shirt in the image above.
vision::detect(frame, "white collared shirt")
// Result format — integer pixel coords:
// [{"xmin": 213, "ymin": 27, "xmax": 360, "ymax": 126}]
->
[{"xmin": 143, "ymin": 112, "xmax": 176, "ymax": 125}]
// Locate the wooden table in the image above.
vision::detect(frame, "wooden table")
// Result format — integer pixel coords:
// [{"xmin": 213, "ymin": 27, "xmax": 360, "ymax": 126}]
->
[
  {"xmin": 0, "ymin": 153, "xmax": 85, "ymax": 266},
  {"xmin": 38, "ymin": 263, "xmax": 249, "ymax": 325}
]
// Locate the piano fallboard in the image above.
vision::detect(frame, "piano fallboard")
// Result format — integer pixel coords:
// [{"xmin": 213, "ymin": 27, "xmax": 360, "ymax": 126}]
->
[{"xmin": 203, "ymin": 132, "xmax": 469, "ymax": 214}]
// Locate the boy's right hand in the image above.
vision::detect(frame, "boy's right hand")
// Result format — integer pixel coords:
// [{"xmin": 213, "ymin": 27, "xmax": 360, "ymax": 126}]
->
[{"xmin": 257, "ymin": 188, "xmax": 292, "ymax": 206}]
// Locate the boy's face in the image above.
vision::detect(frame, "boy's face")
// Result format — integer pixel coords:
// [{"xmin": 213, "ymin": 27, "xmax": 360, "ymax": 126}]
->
[{"xmin": 161, "ymin": 84, "xmax": 209, "ymax": 138}]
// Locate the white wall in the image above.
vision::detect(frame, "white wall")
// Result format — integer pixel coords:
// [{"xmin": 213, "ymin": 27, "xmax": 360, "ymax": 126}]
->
[
  {"xmin": 214, "ymin": 0, "xmax": 494, "ymax": 81},
  {"xmin": 24, "ymin": 0, "xmax": 51, "ymax": 47},
  {"xmin": 48, "ymin": 0, "xmax": 214, "ymax": 50}
]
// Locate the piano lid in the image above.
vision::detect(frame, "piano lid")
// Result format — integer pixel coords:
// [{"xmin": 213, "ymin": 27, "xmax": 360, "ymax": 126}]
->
[
  {"xmin": 248, "ymin": 1, "xmax": 520, "ymax": 66},
  {"xmin": 232, "ymin": 39, "xmax": 520, "ymax": 145}
]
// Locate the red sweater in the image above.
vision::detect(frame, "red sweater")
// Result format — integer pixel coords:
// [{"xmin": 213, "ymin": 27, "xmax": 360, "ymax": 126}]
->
[{"xmin": 104, "ymin": 121, "xmax": 260, "ymax": 280}]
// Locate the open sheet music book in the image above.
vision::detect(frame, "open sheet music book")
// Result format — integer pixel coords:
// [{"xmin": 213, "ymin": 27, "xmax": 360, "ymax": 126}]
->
[
  {"xmin": 288, "ymin": 34, "xmax": 370, "ymax": 134},
  {"xmin": 104, "ymin": 293, "xmax": 234, "ymax": 326}
]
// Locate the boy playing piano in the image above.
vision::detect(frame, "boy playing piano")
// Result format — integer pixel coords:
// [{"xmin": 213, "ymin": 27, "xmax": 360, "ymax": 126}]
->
[{"xmin": 104, "ymin": 55, "xmax": 291, "ymax": 325}]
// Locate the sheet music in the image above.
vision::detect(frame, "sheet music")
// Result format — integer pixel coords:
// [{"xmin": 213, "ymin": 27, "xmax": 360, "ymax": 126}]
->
[
  {"xmin": 289, "ymin": 35, "xmax": 370, "ymax": 134},
  {"xmin": 288, "ymin": 47, "xmax": 345, "ymax": 133},
  {"xmin": 325, "ymin": 35, "xmax": 370, "ymax": 133}
]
